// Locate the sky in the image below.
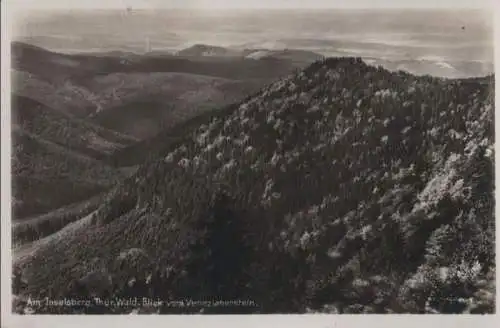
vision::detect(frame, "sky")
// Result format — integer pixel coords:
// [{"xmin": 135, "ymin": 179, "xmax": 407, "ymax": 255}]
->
[{"xmin": 8, "ymin": 0, "xmax": 494, "ymax": 10}]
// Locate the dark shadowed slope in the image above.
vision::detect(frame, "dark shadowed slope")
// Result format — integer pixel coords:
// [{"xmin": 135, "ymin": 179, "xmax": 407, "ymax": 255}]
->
[
  {"xmin": 10, "ymin": 94, "xmax": 136, "ymax": 223},
  {"xmin": 17, "ymin": 58, "xmax": 494, "ymax": 314},
  {"xmin": 105, "ymin": 85, "xmax": 268, "ymax": 167},
  {"xmin": 11, "ymin": 69, "xmax": 102, "ymax": 118},
  {"xmin": 12, "ymin": 94, "xmax": 137, "ymax": 159},
  {"xmin": 11, "ymin": 42, "xmax": 94, "ymax": 85},
  {"xmin": 89, "ymin": 73, "xmax": 265, "ymax": 140},
  {"xmin": 12, "ymin": 128, "xmax": 124, "ymax": 219}
]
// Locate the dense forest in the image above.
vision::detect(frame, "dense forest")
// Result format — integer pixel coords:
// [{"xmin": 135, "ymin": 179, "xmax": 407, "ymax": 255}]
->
[{"xmin": 14, "ymin": 57, "xmax": 495, "ymax": 314}]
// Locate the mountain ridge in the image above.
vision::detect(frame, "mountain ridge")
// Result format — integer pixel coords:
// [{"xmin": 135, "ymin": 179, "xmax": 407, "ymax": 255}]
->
[{"xmin": 15, "ymin": 57, "xmax": 495, "ymax": 314}]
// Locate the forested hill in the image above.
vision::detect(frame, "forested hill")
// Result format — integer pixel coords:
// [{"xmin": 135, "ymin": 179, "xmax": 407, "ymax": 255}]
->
[{"xmin": 19, "ymin": 58, "xmax": 495, "ymax": 314}]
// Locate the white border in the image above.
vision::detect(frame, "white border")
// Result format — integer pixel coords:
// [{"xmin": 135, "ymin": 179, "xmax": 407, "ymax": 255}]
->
[
  {"xmin": 1, "ymin": 0, "xmax": 13, "ymax": 323},
  {"xmin": 1, "ymin": 1, "xmax": 499, "ymax": 327}
]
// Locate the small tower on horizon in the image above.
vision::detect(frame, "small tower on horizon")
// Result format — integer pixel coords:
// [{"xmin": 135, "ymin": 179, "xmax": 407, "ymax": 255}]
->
[{"xmin": 145, "ymin": 37, "xmax": 151, "ymax": 53}]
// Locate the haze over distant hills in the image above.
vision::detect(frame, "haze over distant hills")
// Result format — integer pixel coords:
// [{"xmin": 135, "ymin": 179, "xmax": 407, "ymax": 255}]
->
[{"xmin": 15, "ymin": 9, "xmax": 494, "ymax": 78}]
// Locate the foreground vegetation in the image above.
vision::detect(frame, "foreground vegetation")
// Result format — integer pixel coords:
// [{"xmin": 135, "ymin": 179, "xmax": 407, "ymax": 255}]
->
[{"xmin": 15, "ymin": 58, "xmax": 495, "ymax": 314}]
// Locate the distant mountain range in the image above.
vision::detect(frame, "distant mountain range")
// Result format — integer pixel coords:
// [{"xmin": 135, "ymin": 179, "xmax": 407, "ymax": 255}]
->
[
  {"xmin": 175, "ymin": 44, "xmax": 325, "ymax": 65},
  {"xmin": 175, "ymin": 44, "xmax": 242, "ymax": 57},
  {"xmin": 11, "ymin": 41, "xmax": 311, "ymax": 121}
]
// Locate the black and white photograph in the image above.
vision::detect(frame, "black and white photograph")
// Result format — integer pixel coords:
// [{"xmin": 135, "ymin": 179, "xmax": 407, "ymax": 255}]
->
[{"xmin": 1, "ymin": 0, "xmax": 496, "ymax": 318}]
